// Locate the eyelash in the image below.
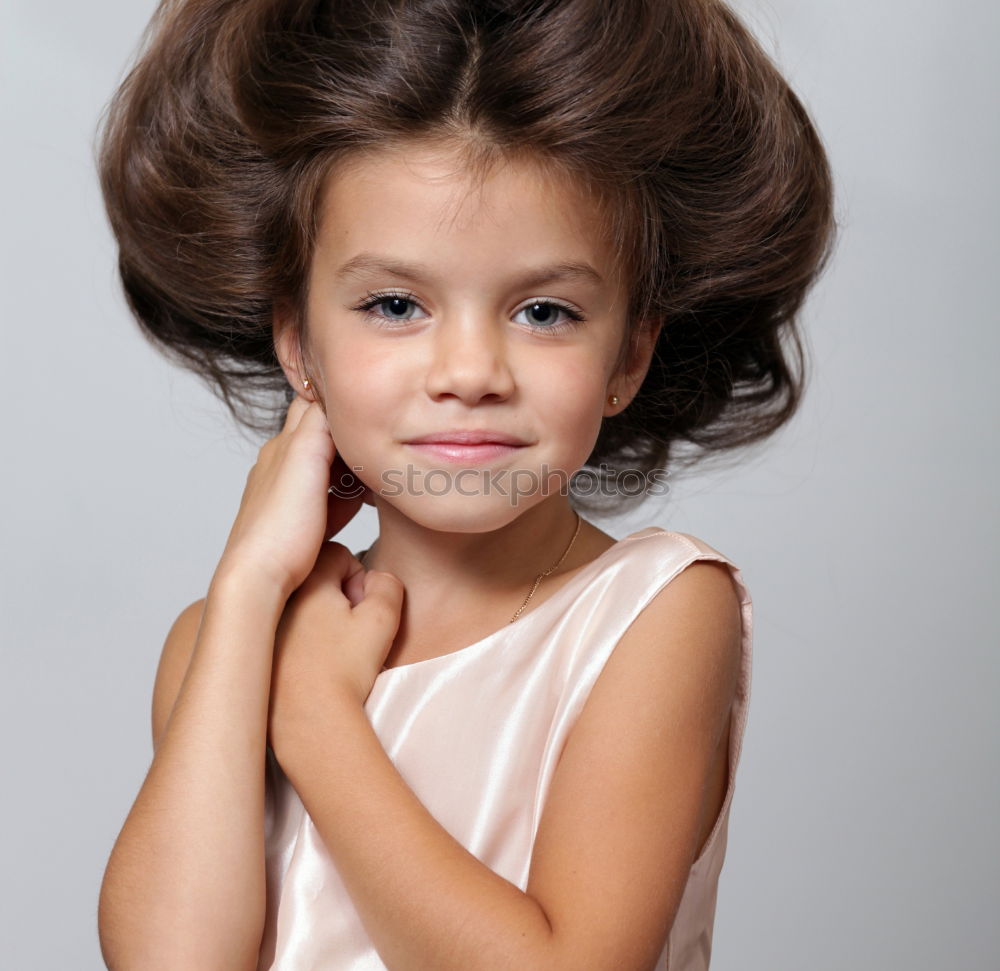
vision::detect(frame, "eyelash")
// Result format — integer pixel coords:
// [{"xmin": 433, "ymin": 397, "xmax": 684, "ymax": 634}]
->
[{"xmin": 351, "ymin": 289, "xmax": 587, "ymax": 335}]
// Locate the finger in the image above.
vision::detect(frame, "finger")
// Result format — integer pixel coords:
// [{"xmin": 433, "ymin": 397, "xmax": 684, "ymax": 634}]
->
[
  {"xmin": 323, "ymin": 544, "xmax": 367, "ymax": 607},
  {"xmin": 356, "ymin": 571, "xmax": 405, "ymax": 634},
  {"xmin": 311, "ymin": 540, "xmax": 355, "ymax": 577},
  {"xmin": 294, "ymin": 400, "xmax": 338, "ymax": 449},
  {"xmin": 342, "ymin": 560, "xmax": 367, "ymax": 607},
  {"xmin": 280, "ymin": 394, "xmax": 312, "ymax": 435},
  {"xmin": 290, "ymin": 543, "xmax": 361, "ymax": 608}
]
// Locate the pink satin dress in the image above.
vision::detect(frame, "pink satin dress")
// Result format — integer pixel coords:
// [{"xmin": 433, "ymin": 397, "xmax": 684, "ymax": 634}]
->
[{"xmin": 257, "ymin": 527, "xmax": 753, "ymax": 970}]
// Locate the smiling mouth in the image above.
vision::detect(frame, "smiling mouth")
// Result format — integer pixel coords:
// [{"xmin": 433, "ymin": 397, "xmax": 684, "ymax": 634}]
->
[
  {"xmin": 404, "ymin": 441, "xmax": 527, "ymax": 465},
  {"xmin": 404, "ymin": 429, "xmax": 530, "ymax": 446}
]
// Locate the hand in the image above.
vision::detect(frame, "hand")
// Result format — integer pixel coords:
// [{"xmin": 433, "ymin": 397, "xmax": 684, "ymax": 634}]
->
[
  {"xmin": 267, "ymin": 541, "xmax": 405, "ymax": 752},
  {"xmin": 216, "ymin": 395, "xmax": 367, "ymax": 597}
]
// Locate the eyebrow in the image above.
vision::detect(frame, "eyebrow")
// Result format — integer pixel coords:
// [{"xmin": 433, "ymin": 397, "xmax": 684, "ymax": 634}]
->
[{"xmin": 334, "ymin": 253, "xmax": 605, "ymax": 289}]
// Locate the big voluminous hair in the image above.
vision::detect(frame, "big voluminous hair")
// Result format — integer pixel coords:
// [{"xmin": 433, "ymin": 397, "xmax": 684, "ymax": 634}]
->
[{"xmin": 97, "ymin": 0, "xmax": 836, "ymax": 512}]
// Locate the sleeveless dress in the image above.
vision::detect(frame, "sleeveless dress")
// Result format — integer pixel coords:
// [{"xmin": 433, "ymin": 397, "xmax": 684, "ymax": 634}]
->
[{"xmin": 257, "ymin": 527, "xmax": 753, "ymax": 970}]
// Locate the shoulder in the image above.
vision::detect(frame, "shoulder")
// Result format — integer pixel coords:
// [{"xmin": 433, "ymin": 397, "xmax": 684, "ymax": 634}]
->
[
  {"xmin": 151, "ymin": 597, "xmax": 206, "ymax": 752},
  {"xmin": 525, "ymin": 555, "xmax": 744, "ymax": 967},
  {"xmin": 631, "ymin": 547, "xmax": 744, "ymax": 655},
  {"xmin": 625, "ymin": 528, "xmax": 748, "ymax": 643},
  {"xmin": 610, "ymin": 553, "xmax": 744, "ymax": 733},
  {"xmin": 585, "ymin": 527, "xmax": 746, "ymax": 713}
]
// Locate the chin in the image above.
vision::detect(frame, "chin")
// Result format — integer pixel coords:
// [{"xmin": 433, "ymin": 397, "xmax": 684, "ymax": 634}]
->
[{"xmin": 371, "ymin": 494, "xmax": 542, "ymax": 535}]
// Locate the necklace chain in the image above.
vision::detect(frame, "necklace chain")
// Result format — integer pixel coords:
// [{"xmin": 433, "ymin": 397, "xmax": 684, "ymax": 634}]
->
[
  {"xmin": 358, "ymin": 510, "xmax": 583, "ymax": 625},
  {"xmin": 508, "ymin": 511, "xmax": 582, "ymax": 623}
]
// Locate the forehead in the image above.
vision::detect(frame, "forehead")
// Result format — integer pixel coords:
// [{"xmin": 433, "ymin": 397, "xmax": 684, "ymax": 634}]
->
[{"xmin": 314, "ymin": 140, "xmax": 620, "ymax": 277}]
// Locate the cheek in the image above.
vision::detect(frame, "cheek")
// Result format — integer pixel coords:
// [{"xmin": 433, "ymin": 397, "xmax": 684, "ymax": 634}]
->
[
  {"xmin": 535, "ymin": 353, "xmax": 606, "ymax": 412},
  {"xmin": 321, "ymin": 328, "xmax": 400, "ymax": 412},
  {"xmin": 529, "ymin": 356, "xmax": 609, "ymax": 456},
  {"xmin": 317, "ymin": 336, "xmax": 401, "ymax": 470}
]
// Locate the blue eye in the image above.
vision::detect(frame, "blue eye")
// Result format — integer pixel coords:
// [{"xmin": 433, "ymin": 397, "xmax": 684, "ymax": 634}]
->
[
  {"xmin": 354, "ymin": 291, "xmax": 425, "ymax": 324},
  {"xmin": 513, "ymin": 301, "xmax": 585, "ymax": 334},
  {"xmin": 351, "ymin": 291, "xmax": 586, "ymax": 333}
]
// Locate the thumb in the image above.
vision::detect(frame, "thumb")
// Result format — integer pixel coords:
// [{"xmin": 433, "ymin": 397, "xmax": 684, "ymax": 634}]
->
[
  {"xmin": 364, "ymin": 569, "xmax": 403, "ymax": 592},
  {"xmin": 359, "ymin": 570, "xmax": 405, "ymax": 625}
]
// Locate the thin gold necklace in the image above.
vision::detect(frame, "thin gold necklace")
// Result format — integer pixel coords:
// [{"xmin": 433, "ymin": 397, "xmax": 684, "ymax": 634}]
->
[
  {"xmin": 508, "ymin": 510, "xmax": 582, "ymax": 623},
  {"xmin": 358, "ymin": 510, "xmax": 583, "ymax": 625}
]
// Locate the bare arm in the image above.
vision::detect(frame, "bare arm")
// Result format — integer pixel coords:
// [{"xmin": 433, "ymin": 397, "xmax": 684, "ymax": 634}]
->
[
  {"xmin": 275, "ymin": 558, "xmax": 743, "ymax": 970},
  {"xmin": 96, "ymin": 396, "xmax": 364, "ymax": 968},
  {"xmin": 97, "ymin": 566, "xmax": 286, "ymax": 970}
]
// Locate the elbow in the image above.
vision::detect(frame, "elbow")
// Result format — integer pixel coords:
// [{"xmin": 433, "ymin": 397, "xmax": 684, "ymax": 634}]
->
[{"xmin": 98, "ymin": 881, "xmax": 260, "ymax": 971}]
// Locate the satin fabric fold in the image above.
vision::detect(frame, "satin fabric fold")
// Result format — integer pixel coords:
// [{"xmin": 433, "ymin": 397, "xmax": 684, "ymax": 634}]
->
[{"xmin": 257, "ymin": 527, "xmax": 753, "ymax": 970}]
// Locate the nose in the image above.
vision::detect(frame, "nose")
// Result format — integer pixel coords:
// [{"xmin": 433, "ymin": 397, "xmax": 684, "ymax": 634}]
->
[{"xmin": 424, "ymin": 312, "xmax": 516, "ymax": 405}]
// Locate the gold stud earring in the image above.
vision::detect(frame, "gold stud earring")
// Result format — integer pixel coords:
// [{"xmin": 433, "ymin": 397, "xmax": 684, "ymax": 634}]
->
[
  {"xmin": 608, "ymin": 394, "xmax": 619, "ymax": 406},
  {"xmin": 302, "ymin": 377, "xmax": 311, "ymax": 390}
]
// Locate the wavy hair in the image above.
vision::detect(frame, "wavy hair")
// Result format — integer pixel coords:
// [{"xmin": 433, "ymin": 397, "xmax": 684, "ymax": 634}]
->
[{"xmin": 97, "ymin": 0, "xmax": 836, "ymax": 512}]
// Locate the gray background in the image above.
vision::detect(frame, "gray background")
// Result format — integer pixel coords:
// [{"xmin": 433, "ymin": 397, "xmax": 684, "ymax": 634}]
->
[{"xmin": 3, "ymin": 0, "xmax": 997, "ymax": 967}]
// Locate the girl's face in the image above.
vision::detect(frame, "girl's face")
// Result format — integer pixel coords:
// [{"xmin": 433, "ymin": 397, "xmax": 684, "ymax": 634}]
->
[{"xmin": 277, "ymin": 140, "xmax": 658, "ymax": 533}]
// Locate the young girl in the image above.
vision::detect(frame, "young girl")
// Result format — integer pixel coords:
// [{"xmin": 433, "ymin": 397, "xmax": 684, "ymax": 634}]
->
[{"xmin": 96, "ymin": 1, "xmax": 834, "ymax": 968}]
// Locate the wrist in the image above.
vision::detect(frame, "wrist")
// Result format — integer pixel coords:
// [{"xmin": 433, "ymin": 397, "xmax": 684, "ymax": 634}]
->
[
  {"xmin": 270, "ymin": 682, "xmax": 366, "ymax": 773},
  {"xmin": 209, "ymin": 558, "xmax": 292, "ymax": 619}
]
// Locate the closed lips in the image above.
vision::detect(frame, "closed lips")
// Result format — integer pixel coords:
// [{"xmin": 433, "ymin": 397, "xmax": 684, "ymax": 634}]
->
[{"xmin": 405, "ymin": 430, "xmax": 529, "ymax": 446}]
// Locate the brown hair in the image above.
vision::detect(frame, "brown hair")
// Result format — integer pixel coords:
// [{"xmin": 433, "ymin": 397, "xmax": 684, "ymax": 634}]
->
[{"xmin": 97, "ymin": 0, "xmax": 836, "ymax": 513}]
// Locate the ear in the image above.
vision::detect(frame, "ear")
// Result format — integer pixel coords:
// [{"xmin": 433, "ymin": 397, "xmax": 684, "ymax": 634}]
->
[
  {"xmin": 273, "ymin": 302, "xmax": 316, "ymax": 401},
  {"xmin": 605, "ymin": 317, "xmax": 664, "ymax": 417}
]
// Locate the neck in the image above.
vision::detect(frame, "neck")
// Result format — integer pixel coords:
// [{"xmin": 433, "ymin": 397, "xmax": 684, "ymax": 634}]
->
[{"xmin": 362, "ymin": 498, "xmax": 585, "ymax": 602}]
